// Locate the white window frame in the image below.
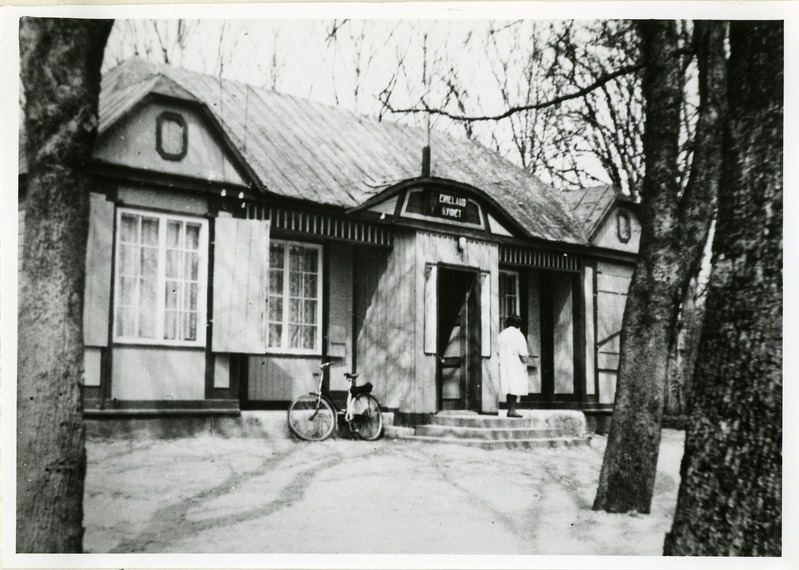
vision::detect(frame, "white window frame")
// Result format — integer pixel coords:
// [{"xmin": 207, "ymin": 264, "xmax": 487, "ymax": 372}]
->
[
  {"xmin": 113, "ymin": 208, "xmax": 209, "ymax": 347},
  {"xmin": 498, "ymin": 270, "xmax": 520, "ymax": 327},
  {"xmin": 266, "ymin": 239, "xmax": 324, "ymax": 355}
]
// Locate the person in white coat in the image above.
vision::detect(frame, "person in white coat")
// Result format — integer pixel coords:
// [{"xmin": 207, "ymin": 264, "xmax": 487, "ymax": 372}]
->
[{"xmin": 497, "ymin": 314, "xmax": 529, "ymax": 418}]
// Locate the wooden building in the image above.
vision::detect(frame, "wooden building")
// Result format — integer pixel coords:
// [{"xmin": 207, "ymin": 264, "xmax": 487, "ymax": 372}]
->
[{"xmin": 18, "ymin": 59, "xmax": 640, "ymax": 428}]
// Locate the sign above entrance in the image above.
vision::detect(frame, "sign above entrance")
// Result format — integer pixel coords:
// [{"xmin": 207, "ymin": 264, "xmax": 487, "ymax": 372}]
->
[
  {"xmin": 400, "ymin": 187, "xmax": 485, "ymax": 229},
  {"xmin": 426, "ymin": 191, "xmax": 467, "ymax": 221}
]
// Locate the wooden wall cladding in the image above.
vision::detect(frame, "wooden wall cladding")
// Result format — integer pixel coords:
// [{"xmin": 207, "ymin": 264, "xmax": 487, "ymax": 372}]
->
[
  {"xmin": 596, "ymin": 260, "xmax": 633, "ymax": 404},
  {"xmin": 84, "ymin": 192, "xmax": 115, "ymax": 347}
]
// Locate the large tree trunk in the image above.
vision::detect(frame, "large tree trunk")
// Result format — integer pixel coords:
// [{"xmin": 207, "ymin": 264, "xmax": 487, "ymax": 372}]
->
[
  {"xmin": 593, "ymin": 20, "xmax": 725, "ymax": 513},
  {"xmin": 17, "ymin": 18, "xmax": 112, "ymax": 553},
  {"xmin": 664, "ymin": 21, "xmax": 783, "ymax": 556}
]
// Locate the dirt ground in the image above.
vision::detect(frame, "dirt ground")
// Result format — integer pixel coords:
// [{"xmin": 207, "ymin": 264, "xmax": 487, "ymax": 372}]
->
[{"xmin": 84, "ymin": 430, "xmax": 685, "ymax": 555}]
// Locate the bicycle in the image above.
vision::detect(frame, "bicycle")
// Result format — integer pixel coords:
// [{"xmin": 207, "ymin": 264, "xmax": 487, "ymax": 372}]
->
[{"xmin": 287, "ymin": 362, "xmax": 383, "ymax": 442}]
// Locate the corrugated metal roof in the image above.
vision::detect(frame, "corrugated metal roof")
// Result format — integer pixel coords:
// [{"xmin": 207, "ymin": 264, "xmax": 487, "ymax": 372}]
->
[{"xmin": 27, "ymin": 58, "xmax": 590, "ymax": 245}]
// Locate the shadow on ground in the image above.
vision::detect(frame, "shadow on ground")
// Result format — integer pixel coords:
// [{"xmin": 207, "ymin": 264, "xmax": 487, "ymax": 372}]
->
[{"xmin": 84, "ymin": 430, "xmax": 685, "ymax": 555}]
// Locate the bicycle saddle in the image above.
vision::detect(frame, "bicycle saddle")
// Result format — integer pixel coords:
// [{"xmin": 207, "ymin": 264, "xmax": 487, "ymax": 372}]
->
[
  {"xmin": 344, "ymin": 372, "xmax": 360, "ymax": 379},
  {"xmin": 349, "ymin": 382, "xmax": 373, "ymax": 396}
]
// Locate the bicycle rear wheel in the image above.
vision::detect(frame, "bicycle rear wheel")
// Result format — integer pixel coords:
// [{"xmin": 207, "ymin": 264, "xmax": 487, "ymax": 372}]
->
[
  {"xmin": 287, "ymin": 394, "xmax": 336, "ymax": 441},
  {"xmin": 349, "ymin": 394, "xmax": 382, "ymax": 441}
]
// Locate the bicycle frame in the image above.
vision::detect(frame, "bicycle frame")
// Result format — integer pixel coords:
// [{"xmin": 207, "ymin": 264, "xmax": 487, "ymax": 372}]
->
[
  {"xmin": 309, "ymin": 362, "xmax": 367, "ymax": 423},
  {"xmin": 288, "ymin": 361, "xmax": 382, "ymax": 441}
]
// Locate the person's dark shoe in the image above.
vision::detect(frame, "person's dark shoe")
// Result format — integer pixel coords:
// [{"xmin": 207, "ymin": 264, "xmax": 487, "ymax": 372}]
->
[{"xmin": 507, "ymin": 412, "xmax": 523, "ymax": 418}]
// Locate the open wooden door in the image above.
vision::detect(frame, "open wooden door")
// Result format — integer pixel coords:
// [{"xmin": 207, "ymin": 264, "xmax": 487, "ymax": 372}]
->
[{"xmin": 437, "ymin": 267, "xmax": 481, "ymax": 411}]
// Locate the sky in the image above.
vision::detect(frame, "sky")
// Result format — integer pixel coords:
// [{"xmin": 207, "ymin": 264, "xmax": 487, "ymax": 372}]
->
[{"xmin": 101, "ymin": 18, "xmax": 614, "ymax": 189}]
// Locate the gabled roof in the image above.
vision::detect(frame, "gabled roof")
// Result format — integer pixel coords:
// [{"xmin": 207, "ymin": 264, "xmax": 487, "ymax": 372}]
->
[
  {"xmin": 26, "ymin": 58, "xmax": 590, "ymax": 245},
  {"xmin": 560, "ymin": 184, "xmax": 631, "ymax": 239}
]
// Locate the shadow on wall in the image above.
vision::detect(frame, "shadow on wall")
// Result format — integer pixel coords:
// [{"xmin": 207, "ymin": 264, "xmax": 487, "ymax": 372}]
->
[{"xmin": 355, "ymin": 241, "xmax": 416, "ymax": 411}]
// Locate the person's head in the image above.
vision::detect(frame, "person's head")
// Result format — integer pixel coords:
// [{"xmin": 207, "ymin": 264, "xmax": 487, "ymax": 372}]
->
[{"xmin": 505, "ymin": 314, "xmax": 522, "ymax": 329}]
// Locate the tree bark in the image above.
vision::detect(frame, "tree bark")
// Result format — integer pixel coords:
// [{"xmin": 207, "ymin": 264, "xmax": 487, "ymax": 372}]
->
[
  {"xmin": 664, "ymin": 21, "xmax": 783, "ymax": 556},
  {"xmin": 17, "ymin": 18, "xmax": 112, "ymax": 553},
  {"xmin": 593, "ymin": 20, "xmax": 725, "ymax": 513}
]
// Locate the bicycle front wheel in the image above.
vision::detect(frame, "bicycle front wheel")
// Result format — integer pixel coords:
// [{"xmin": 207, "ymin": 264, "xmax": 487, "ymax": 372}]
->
[
  {"xmin": 287, "ymin": 394, "xmax": 336, "ymax": 441},
  {"xmin": 349, "ymin": 394, "xmax": 383, "ymax": 441}
]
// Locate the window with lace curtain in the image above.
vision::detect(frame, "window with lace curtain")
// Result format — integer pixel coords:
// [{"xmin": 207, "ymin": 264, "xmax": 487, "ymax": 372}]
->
[
  {"xmin": 499, "ymin": 270, "xmax": 520, "ymax": 329},
  {"xmin": 114, "ymin": 209, "xmax": 208, "ymax": 345},
  {"xmin": 266, "ymin": 240, "xmax": 323, "ymax": 354}
]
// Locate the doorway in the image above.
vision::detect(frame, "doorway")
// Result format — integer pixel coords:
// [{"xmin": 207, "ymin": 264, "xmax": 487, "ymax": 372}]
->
[{"xmin": 437, "ymin": 267, "xmax": 482, "ymax": 411}]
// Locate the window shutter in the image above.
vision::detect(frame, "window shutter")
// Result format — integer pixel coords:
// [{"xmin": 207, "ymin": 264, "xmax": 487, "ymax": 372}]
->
[
  {"xmin": 83, "ymin": 193, "xmax": 115, "ymax": 346},
  {"xmin": 480, "ymin": 271, "xmax": 491, "ymax": 357},
  {"xmin": 424, "ymin": 264, "xmax": 437, "ymax": 354},
  {"xmin": 212, "ymin": 217, "xmax": 270, "ymax": 353}
]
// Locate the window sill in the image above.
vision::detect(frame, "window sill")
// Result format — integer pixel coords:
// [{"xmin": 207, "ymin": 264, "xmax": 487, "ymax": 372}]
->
[
  {"xmin": 113, "ymin": 339, "xmax": 206, "ymax": 349},
  {"xmin": 263, "ymin": 349, "xmax": 323, "ymax": 357}
]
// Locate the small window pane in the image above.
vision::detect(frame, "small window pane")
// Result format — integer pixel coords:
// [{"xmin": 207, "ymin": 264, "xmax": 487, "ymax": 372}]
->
[
  {"xmin": 117, "ymin": 308, "xmax": 136, "ymax": 337},
  {"xmin": 289, "ymin": 272, "xmax": 302, "ymax": 296},
  {"xmin": 167, "ymin": 220, "xmax": 182, "ymax": 248},
  {"xmin": 268, "ymin": 324, "xmax": 282, "ymax": 348},
  {"xmin": 120, "ymin": 214, "xmax": 138, "ymax": 243},
  {"xmin": 165, "ymin": 280, "xmax": 179, "ymax": 309},
  {"xmin": 187, "ymin": 283, "xmax": 198, "ymax": 311},
  {"xmin": 303, "ymin": 275, "xmax": 317, "ymax": 297},
  {"xmin": 164, "ymin": 311, "xmax": 177, "ymax": 340},
  {"xmin": 289, "ymin": 298, "xmax": 301, "ymax": 322},
  {"xmin": 186, "ymin": 252, "xmax": 199, "ymax": 281},
  {"xmin": 185, "ymin": 224, "xmax": 201, "ymax": 250},
  {"xmin": 118, "ymin": 276, "xmax": 137, "ymax": 306},
  {"xmin": 270, "ymin": 243, "xmax": 285, "ymax": 269},
  {"xmin": 138, "ymin": 305, "xmax": 156, "ymax": 338},
  {"xmin": 304, "ymin": 300, "xmax": 317, "ymax": 324},
  {"xmin": 119, "ymin": 244, "xmax": 138, "ymax": 276},
  {"xmin": 184, "ymin": 312, "xmax": 197, "ymax": 341},
  {"xmin": 289, "ymin": 248, "xmax": 302, "ymax": 273},
  {"xmin": 302, "ymin": 326, "xmax": 315, "ymax": 350},
  {"xmin": 142, "ymin": 247, "xmax": 159, "ymax": 278},
  {"xmin": 303, "ymin": 249, "xmax": 318, "ymax": 272},
  {"xmin": 268, "ymin": 297, "xmax": 283, "ymax": 321},
  {"xmin": 166, "ymin": 250, "xmax": 181, "ymax": 279},
  {"xmin": 142, "ymin": 217, "xmax": 159, "ymax": 246},
  {"xmin": 269, "ymin": 270, "xmax": 283, "ymax": 293},
  {"xmin": 140, "ymin": 277, "xmax": 157, "ymax": 309},
  {"xmin": 289, "ymin": 324, "xmax": 302, "ymax": 348}
]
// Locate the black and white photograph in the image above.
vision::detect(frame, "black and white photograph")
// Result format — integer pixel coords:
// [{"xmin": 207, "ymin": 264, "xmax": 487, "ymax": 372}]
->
[{"xmin": 1, "ymin": 1, "xmax": 791, "ymax": 567}]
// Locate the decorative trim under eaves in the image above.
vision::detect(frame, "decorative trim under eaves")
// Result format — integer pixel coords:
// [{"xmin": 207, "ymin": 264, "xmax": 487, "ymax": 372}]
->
[
  {"xmin": 500, "ymin": 245, "xmax": 579, "ymax": 272},
  {"xmin": 246, "ymin": 204, "xmax": 394, "ymax": 247}
]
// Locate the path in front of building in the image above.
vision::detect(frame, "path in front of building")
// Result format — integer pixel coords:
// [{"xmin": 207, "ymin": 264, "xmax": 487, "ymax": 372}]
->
[{"xmin": 84, "ymin": 430, "xmax": 685, "ymax": 555}]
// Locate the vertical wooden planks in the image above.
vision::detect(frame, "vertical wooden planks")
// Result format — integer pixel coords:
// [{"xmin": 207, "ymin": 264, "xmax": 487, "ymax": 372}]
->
[
  {"xmin": 552, "ymin": 272, "xmax": 574, "ymax": 394},
  {"xmin": 212, "ymin": 217, "xmax": 270, "ymax": 353},
  {"xmin": 83, "ymin": 192, "xmax": 115, "ymax": 346},
  {"xmin": 327, "ymin": 243, "xmax": 354, "ymax": 391},
  {"xmin": 480, "ymin": 271, "xmax": 491, "ymax": 356},
  {"xmin": 596, "ymin": 260, "xmax": 633, "ymax": 403},
  {"xmin": 583, "ymin": 263, "xmax": 596, "ymax": 395},
  {"xmin": 424, "ymin": 264, "xmax": 438, "ymax": 354},
  {"xmin": 526, "ymin": 270, "xmax": 543, "ymax": 393}
]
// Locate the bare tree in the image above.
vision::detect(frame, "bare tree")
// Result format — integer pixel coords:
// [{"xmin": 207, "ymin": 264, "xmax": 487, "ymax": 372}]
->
[
  {"xmin": 18, "ymin": 17, "xmax": 113, "ymax": 552},
  {"xmin": 592, "ymin": 20, "xmax": 725, "ymax": 514},
  {"xmin": 664, "ymin": 21, "xmax": 782, "ymax": 555},
  {"xmin": 104, "ymin": 19, "xmax": 197, "ymax": 69}
]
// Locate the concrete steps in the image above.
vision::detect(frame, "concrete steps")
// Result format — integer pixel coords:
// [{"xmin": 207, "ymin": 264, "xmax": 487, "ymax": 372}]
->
[{"xmin": 387, "ymin": 410, "xmax": 591, "ymax": 449}]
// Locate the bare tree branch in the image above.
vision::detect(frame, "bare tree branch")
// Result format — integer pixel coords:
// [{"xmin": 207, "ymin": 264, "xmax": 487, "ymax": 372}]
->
[{"xmin": 383, "ymin": 61, "xmax": 644, "ymax": 122}]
